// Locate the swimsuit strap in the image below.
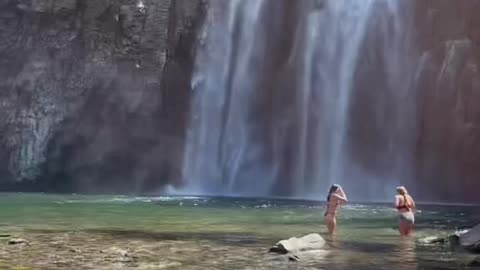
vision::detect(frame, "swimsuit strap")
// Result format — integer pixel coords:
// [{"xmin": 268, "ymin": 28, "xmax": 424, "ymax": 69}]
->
[{"xmin": 398, "ymin": 194, "xmax": 411, "ymax": 210}]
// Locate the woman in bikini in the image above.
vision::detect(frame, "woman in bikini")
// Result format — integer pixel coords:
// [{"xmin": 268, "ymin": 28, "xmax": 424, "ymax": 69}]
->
[
  {"xmin": 395, "ymin": 186, "xmax": 416, "ymax": 236},
  {"xmin": 324, "ymin": 184, "xmax": 348, "ymax": 235}
]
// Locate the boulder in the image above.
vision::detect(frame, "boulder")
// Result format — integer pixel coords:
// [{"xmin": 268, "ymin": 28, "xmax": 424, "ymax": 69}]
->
[
  {"xmin": 269, "ymin": 233, "xmax": 326, "ymax": 254},
  {"xmin": 418, "ymin": 229, "xmax": 469, "ymax": 246},
  {"xmin": 460, "ymin": 225, "xmax": 480, "ymax": 253},
  {"xmin": 469, "ymin": 257, "xmax": 480, "ymax": 267}
]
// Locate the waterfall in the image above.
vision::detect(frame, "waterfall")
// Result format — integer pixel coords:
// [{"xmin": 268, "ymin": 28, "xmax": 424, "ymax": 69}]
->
[
  {"xmin": 182, "ymin": 0, "xmax": 269, "ymax": 195},
  {"xmin": 297, "ymin": 0, "xmax": 417, "ymax": 199},
  {"xmin": 180, "ymin": 0, "xmax": 415, "ymax": 200},
  {"xmin": 291, "ymin": 0, "xmax": 376, "ymax": 195}
]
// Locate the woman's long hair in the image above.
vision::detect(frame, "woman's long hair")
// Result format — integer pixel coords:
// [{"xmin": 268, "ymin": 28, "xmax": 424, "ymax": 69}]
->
[
  {"xmin": 396, "ymin": 186, "xmax": 412, "ymax": 208},
  {"xmin": 327, "ymin": 185, "xmax": 339, "ymax": 202}
]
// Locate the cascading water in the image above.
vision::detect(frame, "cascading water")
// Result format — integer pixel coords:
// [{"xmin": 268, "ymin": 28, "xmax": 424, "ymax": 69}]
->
[
  {"xmin": 180, "ymin": 0, "xmax": 416, "ymax": 200},
  {"xmin": 181, "ymin": 0, "xmax": 270, "ymax": 195},
  {"xmin": 296, "ymin": 0, "xmax": 417, "ymax": 199},
  {"xmin": 291, "ymin": 0, "xmax": 376, "ymax": 196}
]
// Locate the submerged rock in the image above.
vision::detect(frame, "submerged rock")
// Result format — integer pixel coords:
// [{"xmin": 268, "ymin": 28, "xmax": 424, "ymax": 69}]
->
[
  {"xmin": 269, "ymin": 250, "xmax": 329, "ymax": 264},
  {"xmin": 269, "ymin": 233, "xmax": 326, "ymax": 254},
  {"xmin": 418, "ymin": 228, "xmax": 474, "ymax": 247},
  {"xmin": 103, "ymin": 247, "xmax": 136, "ymax": 263},
  {"xmin": 107, "ymin": 247, "xmax": 130, "ymax": 257},
  {"xmin": 8, "ymin": 238, "xmax": 30, "ymax": 245},
  {"xmin": 418, "ymin": 236, "xmax": 448, "ymax": 245},
  {"xmin": 288, "ymin": 255, "xmax": 300, "ymax": 262}
]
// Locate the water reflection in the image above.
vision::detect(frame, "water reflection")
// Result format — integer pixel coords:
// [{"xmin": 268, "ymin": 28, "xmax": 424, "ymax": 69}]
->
[
  {"xmin": 390, "ymin": 237, "xmax": 418, "ymax": 270},
  {"xmin": 317, "ymin": 237, "xmax": 418, "ymax": 270}
]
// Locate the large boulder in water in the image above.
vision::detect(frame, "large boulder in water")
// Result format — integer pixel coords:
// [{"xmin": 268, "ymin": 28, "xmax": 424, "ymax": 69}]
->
[
  {"xmin": 470, "ymin": 257, "xmax": 480, "ymax": 267},
  {"xmin": 269, "ymin": 233, "xmax": 326, "ymax": 254},
  {"xmin": 460, "ymin": 224, "xmax": 480, "ymax": 253}
]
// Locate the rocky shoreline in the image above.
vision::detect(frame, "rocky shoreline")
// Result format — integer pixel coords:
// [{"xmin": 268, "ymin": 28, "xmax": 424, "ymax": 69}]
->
[{"xmin": 1, "ymin": 230, "xmax": 273, "ymax": 270}]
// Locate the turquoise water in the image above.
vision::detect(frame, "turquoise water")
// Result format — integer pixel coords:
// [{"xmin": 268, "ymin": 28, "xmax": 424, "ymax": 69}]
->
[{"xmin": 0, "ymin": 193, "xmax": 479, "ymax": 269}]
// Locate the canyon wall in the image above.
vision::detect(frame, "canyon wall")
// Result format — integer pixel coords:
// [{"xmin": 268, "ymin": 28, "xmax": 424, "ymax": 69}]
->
[{"xmin": 413, "ymin": 0, "xmax": 480, "ymax": 202}]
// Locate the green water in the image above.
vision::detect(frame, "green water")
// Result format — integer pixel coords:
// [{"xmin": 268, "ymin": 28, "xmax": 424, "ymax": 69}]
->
[{"xmin": 0, "ymin": 193, "xmax": 478, "ymax": 269}]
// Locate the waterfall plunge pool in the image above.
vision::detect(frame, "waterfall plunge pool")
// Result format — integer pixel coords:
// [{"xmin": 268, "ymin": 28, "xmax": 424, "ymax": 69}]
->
[{"xmin": 0, "ymin": 193, "xmax": 478, "ymax": 269}]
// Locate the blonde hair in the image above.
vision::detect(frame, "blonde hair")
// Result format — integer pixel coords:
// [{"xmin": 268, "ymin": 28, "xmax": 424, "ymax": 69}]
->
[{"xmin": 396, "ymin": 186, "xmax": 408, "ymax": 195}]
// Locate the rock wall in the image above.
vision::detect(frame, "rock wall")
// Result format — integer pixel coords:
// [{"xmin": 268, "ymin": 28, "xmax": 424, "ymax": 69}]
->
[
  {"xmin": 413, "ymin": 0, "xmax": 480, "ymax": 202},
  {"xmin": 0, "ymin": 0, "xmax": 204, "ymax": 192},
  {"xmin": 346, "ymin": 0, "xmax": 480, "ymax": 203},
  {"xmin": 250, "ymin": 0, "xmax": 480, "ymax": 203},
  {"xmin": 336, "ymin": 0, "xmax": 480, "ymax": 203}
]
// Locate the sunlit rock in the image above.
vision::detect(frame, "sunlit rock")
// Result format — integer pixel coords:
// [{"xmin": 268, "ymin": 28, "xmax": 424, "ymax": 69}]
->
[
  {"xmin": 460, "ymin": 224, "xmax": 480, "ymax": 253},
  {"xmin": 270, "ymin": 233, "xmax": 326, "ymax": 254}
]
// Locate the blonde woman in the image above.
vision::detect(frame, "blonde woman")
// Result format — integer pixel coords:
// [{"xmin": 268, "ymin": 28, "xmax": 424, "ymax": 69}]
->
[
  {"xmin": 324, "ymin": 184, "xmax": 348, "ymax": 235},
  {"xmin": 395, "ymin": 186, "xmax": 416, "ymax": 236}
]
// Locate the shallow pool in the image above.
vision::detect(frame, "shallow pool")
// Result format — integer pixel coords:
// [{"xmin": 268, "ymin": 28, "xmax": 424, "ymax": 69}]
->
[{"xmin": 0, "ymin": 193, "xmax": 478, "ymax": 269}]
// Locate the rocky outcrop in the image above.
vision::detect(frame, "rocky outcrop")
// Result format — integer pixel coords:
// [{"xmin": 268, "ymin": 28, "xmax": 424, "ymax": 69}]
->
[
  {"xmin": 460, "ymin": 224, "xmax": 480, "ymax": 252},
  {"xmin": 0, "ymin": 0, "xmax": 204, "ymax": 192}
]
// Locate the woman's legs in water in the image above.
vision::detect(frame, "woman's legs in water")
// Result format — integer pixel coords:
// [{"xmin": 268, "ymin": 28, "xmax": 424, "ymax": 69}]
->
[
  {"xmin": 399, "ymin": 220, "xmax": 414, "ymax": 236},
  {"xmin": 325, "ymin": 214, "xmax": 336, "ymax": 235}
]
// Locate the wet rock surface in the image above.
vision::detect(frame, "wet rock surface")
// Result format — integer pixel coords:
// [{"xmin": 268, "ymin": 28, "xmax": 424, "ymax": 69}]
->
[
  {"xmin": 412, "ymin": 0, "xmax": 480, "ymax": 202},
  {"xmin": 470, "ymin": 256, "xmax": 480, "ymax": 267},
  {"xmin": 460, "ymin": 225, "xmax": 480, "ymax": 253},
  {"xmin": 269, "ymin": 233, "xmax": 329, "ymax": 265}
]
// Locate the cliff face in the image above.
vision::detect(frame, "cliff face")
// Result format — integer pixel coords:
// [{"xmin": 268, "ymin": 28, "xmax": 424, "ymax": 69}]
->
[
  {"xmin": 413, "ymin": 0, "xmax": 480, "ymax": 202},
  {"xmin": 331, "ymin": 0, "xmax": 480, "ymax": 202},
  {"xmin": 182, "ymin": 0, "xmax": 480, "ymax": 203},
  {"xmin": 0, "ymin": 0, "xmax": 204, "ymax": 192},
  {"xmin": 347, "ymin": 0, "xmax": 480, "ymax": 202}
]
